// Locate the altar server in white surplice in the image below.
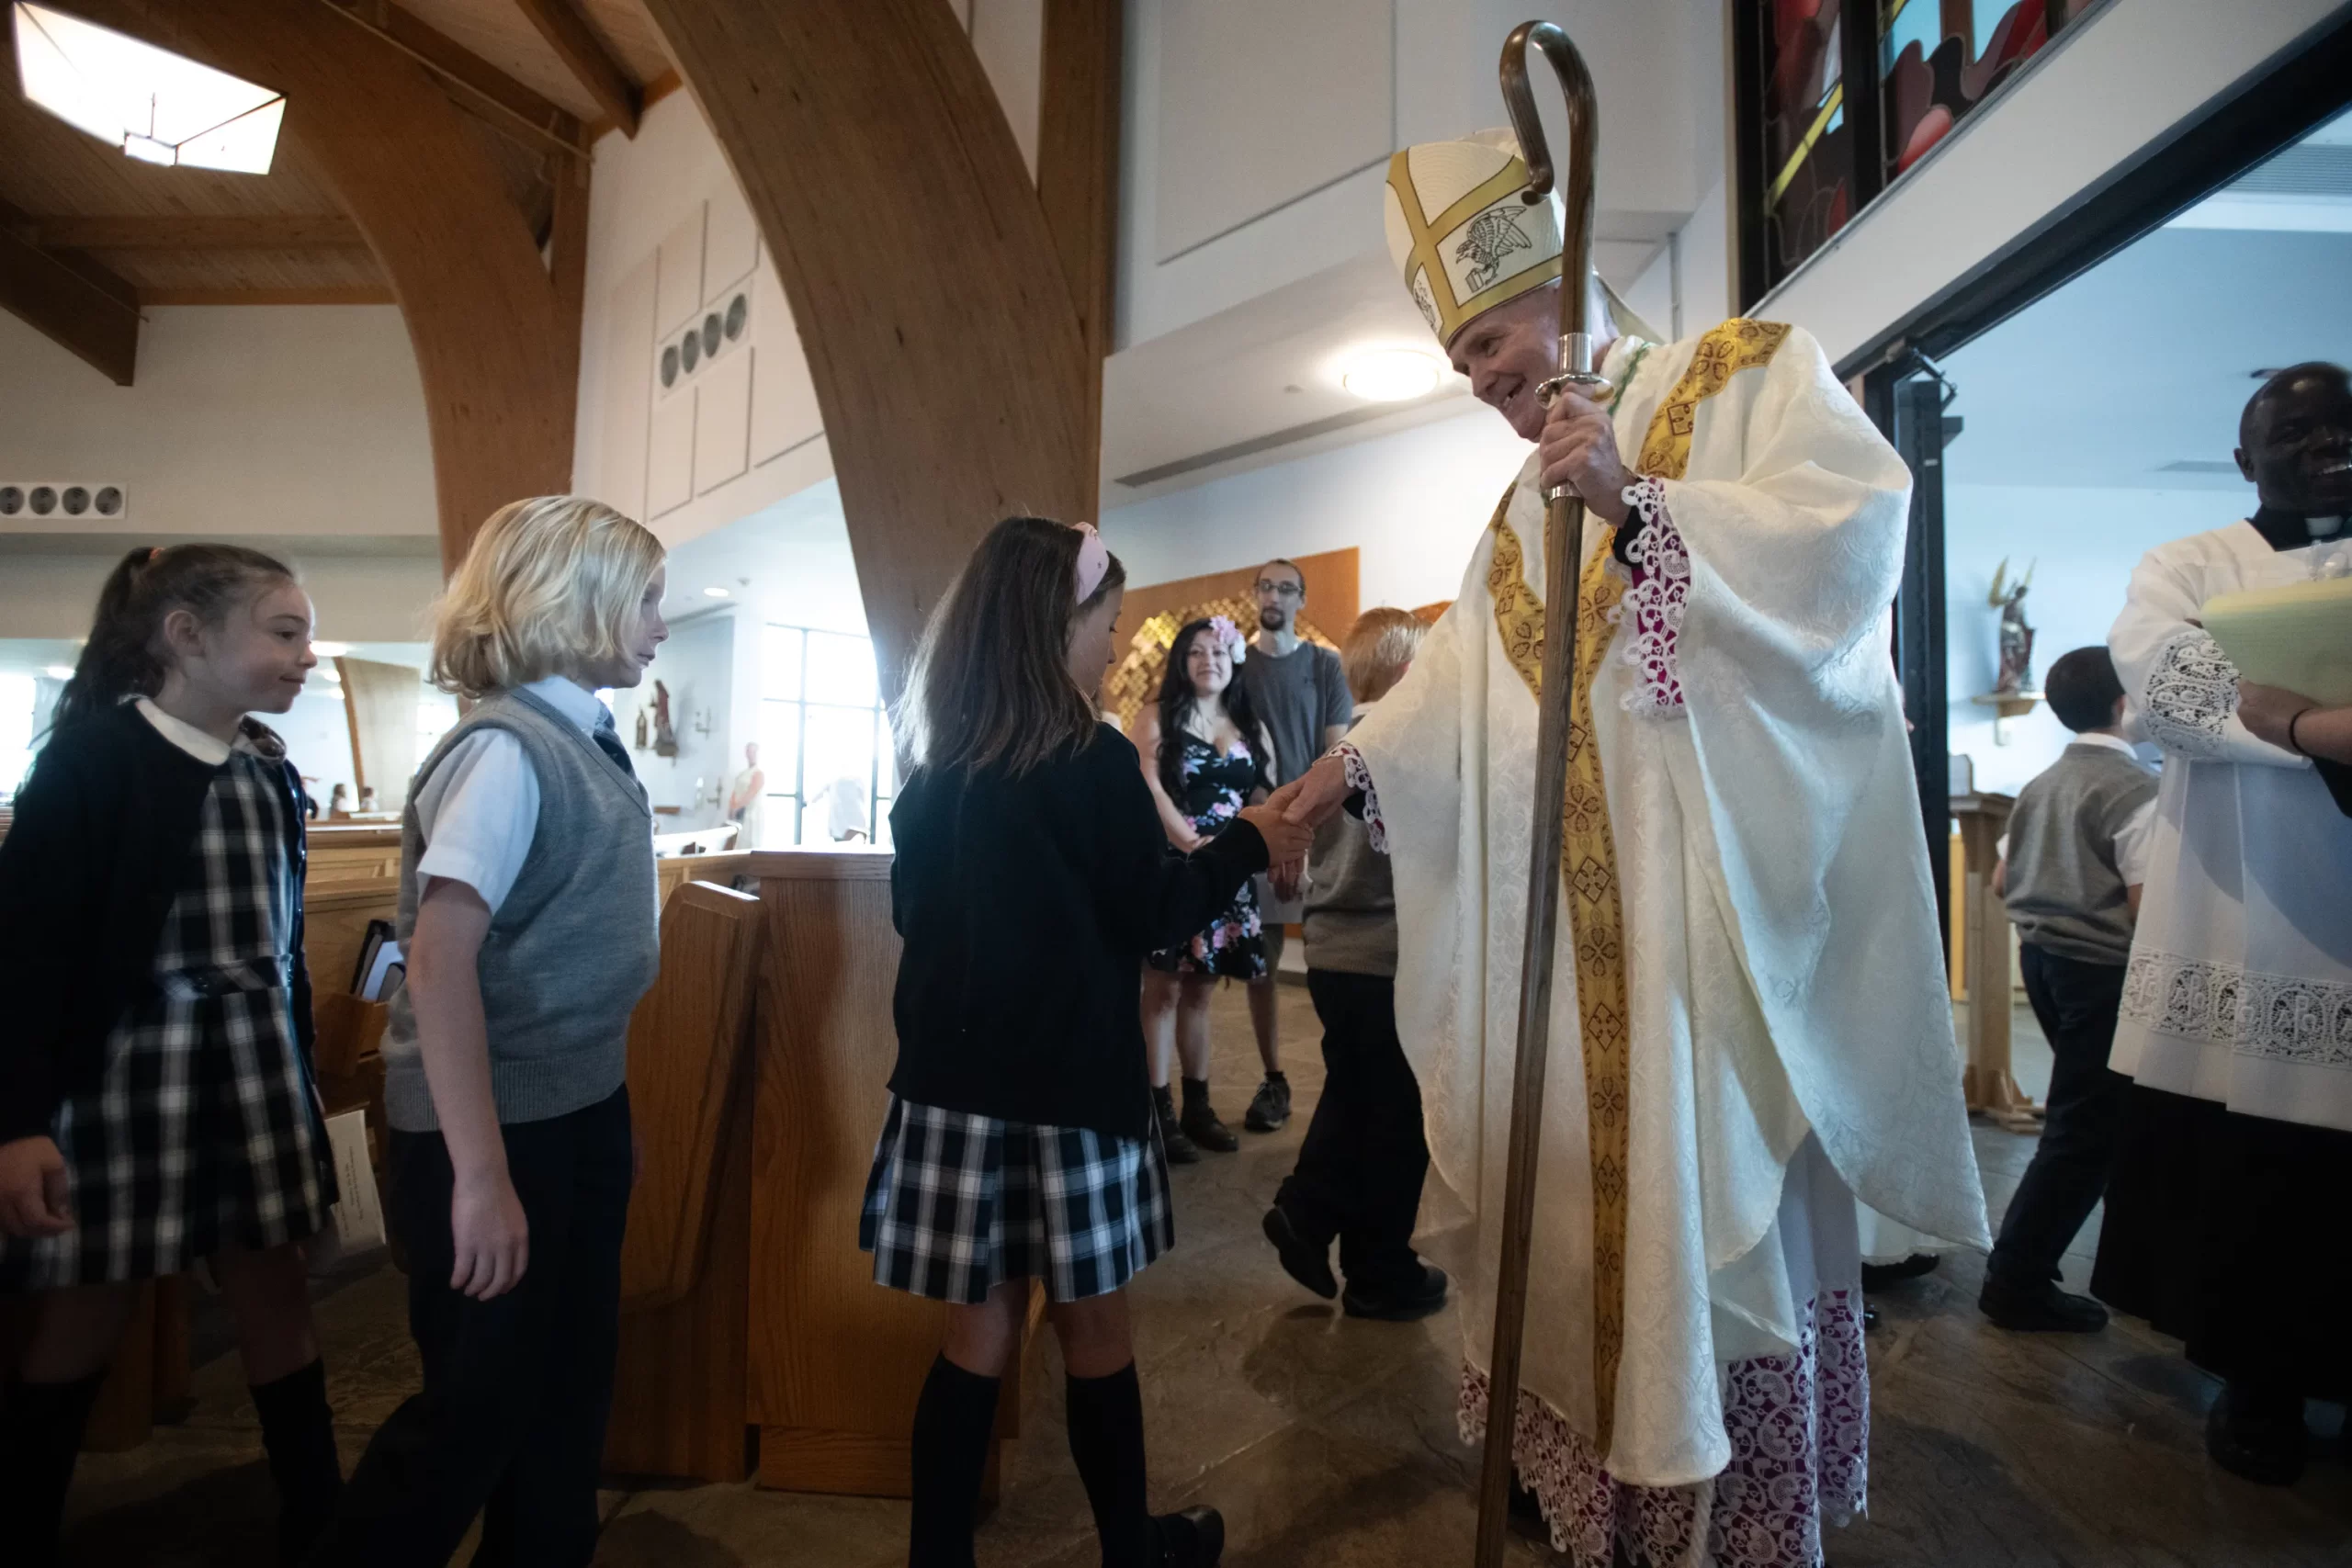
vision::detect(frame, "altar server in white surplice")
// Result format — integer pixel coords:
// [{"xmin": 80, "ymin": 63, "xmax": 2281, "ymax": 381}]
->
[
  {"xmin": 2090, "ymin": 363, "xmax": 2352, "ymax": 1489},
  {"xmin": 1270, "ymin": 132, "xmax": 1987, "ymax": 1568}
]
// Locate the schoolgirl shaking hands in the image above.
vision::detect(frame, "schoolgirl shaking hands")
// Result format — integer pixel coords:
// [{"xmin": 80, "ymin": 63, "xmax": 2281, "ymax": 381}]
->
[{"xmin": 868, "ymin": 515, "xmax": 1312, "ymax": 1568}]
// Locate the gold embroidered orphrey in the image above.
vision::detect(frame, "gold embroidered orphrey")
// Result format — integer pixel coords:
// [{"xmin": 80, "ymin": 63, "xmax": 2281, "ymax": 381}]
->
[{"xmin": 1484, "ymin": 317, "xmax": 1789, "ymax": 1454}]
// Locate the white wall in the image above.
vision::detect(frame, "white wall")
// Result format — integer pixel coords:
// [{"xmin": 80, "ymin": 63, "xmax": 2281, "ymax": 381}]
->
[
  {"xmin": 0, "ymin": 549, "xmax": 445, "ymax": 643},
  {"xmin": 1117, "ymin": 0, "xmax": 1725, "ymax": 352},
  {"xmin": 0, "ymin": 306, "xmax": 436, "ymax": 543},
  {"xmin": 1943, "ymin": 482, "xmax": 2249, "ymax": 795},
  {"xmin": 1755, "ymin": 0, "xmax": 2352, "ymax": 369},
  {"xmin": 1100, "ymin": 401, "xmax": 1529, "ymax": 611},
  {"xmin": 572, "ymin": 9, "xmax": 1046, "ymax": 552},
  {"xmin": 610, "ymin": 609, "xmax": 737, "ymax": 829}
]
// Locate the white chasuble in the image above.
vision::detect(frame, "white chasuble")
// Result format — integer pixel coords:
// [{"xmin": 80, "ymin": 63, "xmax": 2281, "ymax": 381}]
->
[
  {"xmin": 1347, "ymin": 323, "xmax": 1989, "ymax": 1496},
  {"xmin": 2109, "ymin": 523, "xmax": 2352, "ymax": 1133}
]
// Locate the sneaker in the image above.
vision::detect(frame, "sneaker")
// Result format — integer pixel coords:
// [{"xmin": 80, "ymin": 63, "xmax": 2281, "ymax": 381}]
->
[
  {"xmin": 1977, "ymin": 1275, "xmax": 2108, "ymax": 1333},
  {"xmin": 2205, "ymin": 1382, "xmax": 2306, "ymax": 1486},
  {"xmin": 1179, "ymin": 1081, "xmax": 1238, "ymax": 1153},
  {"xmin": 1342, "ymin": 1261, "xmax": 1449, "ymax": 1322},
  {"xmin": 1155, "ymin": 1088, "xmax": 1199, "ymax": 1165},
  {"xmin": 1151, "ymin": 1505, "xmax": 1225, "ymax": 1566},
  {"xmin": 1243, "ymin": 1074, "xmax": 1291, "ymax": 1132},
  {"xmin": 1261, "ymin": 1203, "xmax": 1337, "ymax": 1299}
]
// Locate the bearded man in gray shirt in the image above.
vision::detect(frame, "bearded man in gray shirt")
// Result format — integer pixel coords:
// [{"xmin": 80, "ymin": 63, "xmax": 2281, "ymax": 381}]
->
[{"xmin": 1233, "ymin": 558, "xmax": 1352, "ymax": 1133}]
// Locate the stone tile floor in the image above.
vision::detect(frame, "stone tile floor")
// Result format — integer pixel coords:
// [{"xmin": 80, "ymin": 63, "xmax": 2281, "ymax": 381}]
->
[{"xmin": 59, "ymin": 986, "xmax": 2352, "ymax": 1565}]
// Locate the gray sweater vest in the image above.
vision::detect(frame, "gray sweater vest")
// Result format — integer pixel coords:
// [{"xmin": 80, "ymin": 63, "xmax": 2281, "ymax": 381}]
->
[
  {"xmin": 2002, "ymin": 742, "xmax": 2159, "ymax": 967},
  {"xmin": 381, "ymin": 687, "xmax": 660, "ymax": 1132}
]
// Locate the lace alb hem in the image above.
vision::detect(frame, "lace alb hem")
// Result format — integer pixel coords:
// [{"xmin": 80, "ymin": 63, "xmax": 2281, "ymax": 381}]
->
[
  {"xmin": 2122, "ymin": 947, "xmax": 2352, "ymax": 1071},
  {"xmin": 1610, "ymin": 476, "xmax": 1688, "ymax": 717},
  {"xmin": 1456, "ymin": 1290, "xmax": 1868, "ymax": 1568},
  {"xmin": 2142, "ymin": 631, "xmax": 2236, "ymax": 757},
  {"xmin": 1333, "ymin": 741, "xmax": 1386, "ymax": 854}
]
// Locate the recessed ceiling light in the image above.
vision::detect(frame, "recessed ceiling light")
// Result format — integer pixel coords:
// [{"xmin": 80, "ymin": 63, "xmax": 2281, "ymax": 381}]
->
[
  {"xmin": 312, "ymin": 640, "xmax": 350, "ymax": 658},
  {"xmin": 1339, "ymin": 347, "xmax": 1444, "ymax": 402},
  {"xmin": 12, "ymin": 3, "xmax": 286, "ymax": 175},
  {"xmin": 44, "ymin": 663, "xmax": 74, "ymax": 679},
  {"xmin": 704, "ymin": 586, "xmax": 731, "ymax": 598}
]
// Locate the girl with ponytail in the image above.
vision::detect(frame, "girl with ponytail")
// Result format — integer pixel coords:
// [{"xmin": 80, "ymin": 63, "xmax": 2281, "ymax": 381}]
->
[{"xmin": 0, "ymin": 543, "xmax": 344, "ymax": 1565}]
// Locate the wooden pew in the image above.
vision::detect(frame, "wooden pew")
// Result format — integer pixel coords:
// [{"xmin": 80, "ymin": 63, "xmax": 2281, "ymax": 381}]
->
[
  {"xmin": 605, "ymin": 849, "xmax": 1035, "ymax": 1497},
  {"xmin": 605, "ymin": 880, "xmax": 766, "ymax": 1481}
]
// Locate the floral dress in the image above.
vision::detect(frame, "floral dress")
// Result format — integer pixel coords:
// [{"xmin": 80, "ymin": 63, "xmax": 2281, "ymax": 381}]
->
[{"xmin": 1146, "ymin": 730, "xmax": 1266, "ymax": 980}]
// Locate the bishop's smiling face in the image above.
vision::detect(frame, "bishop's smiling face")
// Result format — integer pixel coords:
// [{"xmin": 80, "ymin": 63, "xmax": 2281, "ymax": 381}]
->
[
  {"xmin": 2238, "ymin": 363, "xmax": 2352, "ymax": 516},
  {"xmin": 1448, "ymin": 284, "xmax": 1561, "ymax": 443}
]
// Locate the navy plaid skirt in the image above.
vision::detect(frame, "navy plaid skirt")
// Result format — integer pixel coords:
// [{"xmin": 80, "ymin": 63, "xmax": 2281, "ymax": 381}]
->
[{"xmin": 859, "ymin": 1096, "xmax": 1174, "ymax": 1303}]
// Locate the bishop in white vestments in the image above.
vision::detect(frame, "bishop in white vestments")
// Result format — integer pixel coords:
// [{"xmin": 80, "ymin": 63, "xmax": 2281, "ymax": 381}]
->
[{"xmin": 1273, "ymin": 132, "xmax": 1987, "ymax": 1568}]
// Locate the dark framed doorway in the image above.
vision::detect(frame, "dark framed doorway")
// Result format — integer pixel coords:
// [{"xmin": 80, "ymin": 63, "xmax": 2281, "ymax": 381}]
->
[{"xmin": 1834, "ymin": 10, "xmax": 2352, "ymax": 939}]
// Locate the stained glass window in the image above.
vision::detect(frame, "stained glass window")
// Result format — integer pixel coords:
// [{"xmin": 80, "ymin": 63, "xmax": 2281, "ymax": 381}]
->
[
  {"xmin": 1882, "ymin": 0, "xmax": 2088, "ymax": 181},
  {"xmin": 1758, "ymin": 0, "xmax": 1859, "ymax": 288}
]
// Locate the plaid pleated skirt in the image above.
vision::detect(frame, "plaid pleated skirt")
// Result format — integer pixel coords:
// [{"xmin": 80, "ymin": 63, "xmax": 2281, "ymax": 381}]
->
[
  {"xmin": 0, "ymin": 749, "xmax": 334, "ymax": 1290},
  {"xmin": 859, "ymin": 1096, "xmax": 1174, "ymax": 1303}
]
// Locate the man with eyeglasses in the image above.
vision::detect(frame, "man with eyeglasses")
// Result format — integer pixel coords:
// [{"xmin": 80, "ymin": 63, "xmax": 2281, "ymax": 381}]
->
[{"xmin": 1233, "ymin": 559, "xmax": 1353, "ymax": 1134}]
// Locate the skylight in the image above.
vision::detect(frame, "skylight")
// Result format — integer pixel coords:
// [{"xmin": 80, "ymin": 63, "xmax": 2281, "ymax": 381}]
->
[{"xmin": 12, "ymin": 2, "xmax": 284, "ymax": 175}]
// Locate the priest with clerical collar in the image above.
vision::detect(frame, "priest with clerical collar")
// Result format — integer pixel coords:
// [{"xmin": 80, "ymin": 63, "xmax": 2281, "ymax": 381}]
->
[
  {"xmin": 2091, "ymin": 361, "xmax": 2352, "ymax": 1489},
  {"xmin": 1270, "ymin": 130, "xmax": 1987, "ymax": 1568}
]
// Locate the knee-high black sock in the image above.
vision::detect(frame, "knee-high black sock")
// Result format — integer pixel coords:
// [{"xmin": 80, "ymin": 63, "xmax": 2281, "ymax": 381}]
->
[
  {"xmin": 909, "ymin": 1355, "xmax": 1001, "ymax": 1568},
  {"xmin": 250, "ymin": 1358, "xmax": 342, "ymax": 1567},
  {"xmin": 2, "ymin": 1371, "xmax": 108, "ymax": 1568},
  {"xmin": 1065, "ymin": 1362, "xmax": 1151, "ymax": 1568}
]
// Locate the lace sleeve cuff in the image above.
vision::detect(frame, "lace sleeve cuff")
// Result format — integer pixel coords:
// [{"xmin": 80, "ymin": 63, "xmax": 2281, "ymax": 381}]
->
[
  {"xmin": 2142, "ymin": 630, "xmax": 2237, "ymax": 758},
  {"xmin": 1333, "ymin": 742, "xmax": 1388, "ymax": 854}
]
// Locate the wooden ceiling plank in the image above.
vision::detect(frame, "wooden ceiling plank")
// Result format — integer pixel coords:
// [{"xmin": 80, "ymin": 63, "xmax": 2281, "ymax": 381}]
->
[
  {"xmin": 316, "ymin": 0, "xmax": 588, "ymax": 160},
  {"xmin": 0, "ymin": 198, "xmax": 139, "ymax": 385},
  {"xmin": 1036, "ymin": 0, "xmax": 1121, "ymax": 486},
  {"xmin": 31, "ymin": 213, "xmax": 368, "ymax": 249},
  {"xmin": 138, "ymin": 286, "xmax": 394, "ymax": 305},
  {"xmin": 511, "ymin": 0, "xmax": 639, "ymax": 138}
]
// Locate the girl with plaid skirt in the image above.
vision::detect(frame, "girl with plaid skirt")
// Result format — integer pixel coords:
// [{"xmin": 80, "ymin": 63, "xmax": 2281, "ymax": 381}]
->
[
  {"xmin": 0, "ymin": 545, "xmax": 344, "ymax": 1565},
  {"xmin": 872, "ymin": 516, "xmax": 1313, "ymax": 1568}
]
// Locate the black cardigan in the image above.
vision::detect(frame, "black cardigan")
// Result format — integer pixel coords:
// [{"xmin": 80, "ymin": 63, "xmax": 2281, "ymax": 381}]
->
[
  {"xmin": 0, "ymin": 704, "xmax": 314, "ymax": 1143},
  {"xmin": 888, "ymin": 724, "xmax": 1270, "ymax": 1142}
]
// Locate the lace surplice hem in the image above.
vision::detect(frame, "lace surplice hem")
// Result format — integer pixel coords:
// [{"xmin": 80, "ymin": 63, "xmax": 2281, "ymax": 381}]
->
[{"xmin": 1456, "ymin": 1289, "xmax": 1868, "ymax": 1568}]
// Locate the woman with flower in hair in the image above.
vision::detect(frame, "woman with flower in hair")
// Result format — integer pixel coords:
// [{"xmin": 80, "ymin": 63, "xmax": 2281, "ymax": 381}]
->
[{"xmin": 1132, "ymin": 615, "xmax": 1276, "ymax": 1161}]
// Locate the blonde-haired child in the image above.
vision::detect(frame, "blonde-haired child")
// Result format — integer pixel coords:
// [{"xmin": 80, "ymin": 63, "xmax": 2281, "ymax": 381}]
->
[{"xmin": 311, "ymin": 496, "xmax": 666, "ymax": 1565}]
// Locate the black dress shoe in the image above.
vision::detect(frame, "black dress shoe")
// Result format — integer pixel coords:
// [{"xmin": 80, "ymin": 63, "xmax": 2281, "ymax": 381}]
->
[
  {"xmin": 1342, "ymin": 1262, "xmax": 1448, "ymax": 1321},
  {"xmin": 1860, "ymin": 1252, "xmax": 1941, "ymax": 1291},
  {"xmin": 1261, "ymin": 1203, "xmax": 1337, "ymax": 1299},
  {"xmin": 1152, "ymin": 1504, "xmax": 1226, "ymax": 1566},
  {"xmin": 1978, "ymin": 1275, "xmax": 2109, "ymax": 1333},
  {"xmin": 2206, "ymin": 1382, "xmax": 2307, "ymax": 1486}
]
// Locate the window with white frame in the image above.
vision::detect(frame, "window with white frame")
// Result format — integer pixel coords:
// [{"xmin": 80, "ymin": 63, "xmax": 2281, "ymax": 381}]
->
[{"xmin": 757, "ymin": 624, "xmax": 894, "ymax": 848}]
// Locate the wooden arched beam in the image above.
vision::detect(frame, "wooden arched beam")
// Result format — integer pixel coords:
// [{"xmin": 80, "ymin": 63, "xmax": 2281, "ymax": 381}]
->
[
  {"xmin": 96, "ymin": 0, "xmax": 579, "ymax": 572},
  {"xmin": 639, "ymin": 0, "xmax": 1101, "ymax": 687}
]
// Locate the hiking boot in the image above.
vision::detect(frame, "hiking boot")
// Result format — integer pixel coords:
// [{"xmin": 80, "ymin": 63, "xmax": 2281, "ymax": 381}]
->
[
  {"xmin": 1155, "ymin": 1087, "xmax": 1199, "ymax": 1165},
  {"xmin": 1243, "ymin": 1073, "xmax": 1291, "ymax": 1132},
  {"xmin": 1179, "ymin": 1078, "xmax": 1238, "ymax": 1153}
]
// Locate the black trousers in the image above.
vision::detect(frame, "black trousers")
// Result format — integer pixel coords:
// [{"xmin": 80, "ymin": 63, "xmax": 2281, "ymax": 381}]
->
[
  {"xmin": 309, "ymin": 1087, "xmax": 632, "ymax": 1568},
  {"xmin": 1986, "ymin": 945, "xmax": 2129, "ymax": 1289},
  {"xmin": 1274, "ymin": 970, "xmax": 1429, "ymax": 1291}
]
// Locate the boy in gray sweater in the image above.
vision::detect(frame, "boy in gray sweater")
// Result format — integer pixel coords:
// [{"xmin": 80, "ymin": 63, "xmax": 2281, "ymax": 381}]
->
[
  {"xmin": 1981, "ymin": 646, "xmax": 2157, "ymax": 1334},
  {"xmin": 1262, "ymin": 609, "xmax": 1445, "ymax": 1322}
]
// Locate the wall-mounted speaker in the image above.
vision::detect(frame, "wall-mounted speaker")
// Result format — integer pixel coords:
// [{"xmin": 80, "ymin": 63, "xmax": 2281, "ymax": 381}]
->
[{"xmin": 0, "ymin": 482, "xmax": 125, "ymax": 519}]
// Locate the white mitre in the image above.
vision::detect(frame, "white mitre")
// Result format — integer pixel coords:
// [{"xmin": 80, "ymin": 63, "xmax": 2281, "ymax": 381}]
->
[{"xmin": 1382, "ymin": 128, "xmax": 1658, "ymax": 347}]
